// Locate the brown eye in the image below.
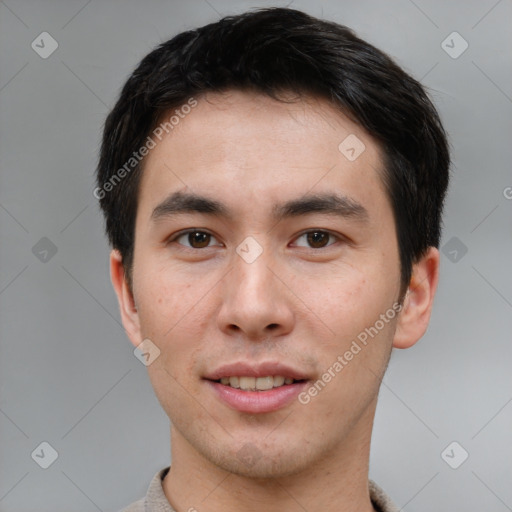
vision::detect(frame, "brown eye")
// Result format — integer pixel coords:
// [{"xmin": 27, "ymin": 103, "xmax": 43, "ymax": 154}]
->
[
  {"xmin": 172, "ymin": 230, "xmax": 220, "ymax": 249},
  {"xmin": 294, "ymin": 230, "xmax": 337, "ymax": 249},
  {"xmin": 189, "ymin": 231, "xmax": 210, "ymax": 248},
  {"xmin": 306, "ymin": 231, "xmax": 330, "ymax": 248}
]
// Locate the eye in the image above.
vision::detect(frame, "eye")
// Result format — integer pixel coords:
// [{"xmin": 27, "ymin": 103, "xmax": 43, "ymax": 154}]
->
[
  {"xmin": 170, "ymin": 230, "xmax": 222, "ymax": 249},
  {"xmin": 293, "ymin": 230, "xmax": 339, "ymax": 249}
]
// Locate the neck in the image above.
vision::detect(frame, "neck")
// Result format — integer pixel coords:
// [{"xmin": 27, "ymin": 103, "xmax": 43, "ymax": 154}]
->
[{"xmin": 163, "ymin": 400, "xmax": 378, "ymax": 512}]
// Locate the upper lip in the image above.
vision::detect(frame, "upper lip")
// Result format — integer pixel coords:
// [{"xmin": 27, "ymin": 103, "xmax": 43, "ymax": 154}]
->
[{"xmin": 204, "ymin": 361, "xmax": 311, "ymax": 381}]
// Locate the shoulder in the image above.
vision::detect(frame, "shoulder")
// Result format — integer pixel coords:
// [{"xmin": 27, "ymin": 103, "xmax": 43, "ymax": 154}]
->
[
  {"xmin": 118, "ymin": 466, "xmax": 172, "ymax": 512},
  {"xmin": 117, "ymin": 497, "xmax": 145, "ymax": 512},
  {"xmin": 369, "ymin": 480, "xmax": 400, "ymax": 512}
]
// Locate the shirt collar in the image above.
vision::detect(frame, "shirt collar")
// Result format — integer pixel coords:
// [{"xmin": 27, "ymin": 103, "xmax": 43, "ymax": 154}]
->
[{"xmin": 140, "ymin": 466, "xmax": 399, "ymax": 512}]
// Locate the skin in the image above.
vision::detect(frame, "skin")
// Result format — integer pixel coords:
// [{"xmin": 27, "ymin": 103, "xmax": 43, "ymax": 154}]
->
[{"xmin": 110, "ymin": 90, "xmax": 439, "ymax": 512}]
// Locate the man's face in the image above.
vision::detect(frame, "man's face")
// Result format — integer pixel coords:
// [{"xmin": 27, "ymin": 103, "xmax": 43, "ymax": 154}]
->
[{"xmin": 126, "ymin": 90, "xmax": 403, "ymax": 477}]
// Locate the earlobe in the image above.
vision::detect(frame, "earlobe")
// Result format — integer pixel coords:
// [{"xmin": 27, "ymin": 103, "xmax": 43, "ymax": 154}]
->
[
  {"xmin": 110, "ymin": 249, "xmax": 141, "ymax": 347},
  {"xmin": 392, "ymin": 247, "xmax": 440, "ymax": 349}
]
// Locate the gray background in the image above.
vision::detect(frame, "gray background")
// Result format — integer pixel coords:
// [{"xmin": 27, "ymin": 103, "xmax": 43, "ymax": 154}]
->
[{"xmin": 0, "ymin": 0, "xmax": 511, "ymax": 511}]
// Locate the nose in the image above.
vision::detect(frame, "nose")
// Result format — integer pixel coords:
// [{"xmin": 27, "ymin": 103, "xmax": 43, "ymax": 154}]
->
[{"xmin": 216, "ymin": 248, "xmax": 295, "ymax": 341}]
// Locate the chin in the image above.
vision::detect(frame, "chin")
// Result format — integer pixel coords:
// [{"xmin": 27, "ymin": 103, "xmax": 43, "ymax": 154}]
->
[{"xmin": 203, "ymin": 439, "xmax": 316, "ymax": 480}]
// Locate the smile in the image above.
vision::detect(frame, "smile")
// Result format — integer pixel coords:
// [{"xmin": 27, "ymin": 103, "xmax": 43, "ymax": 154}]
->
[{"xmin": 216, "ymin": 375, "xmax": 302, "ymax": 391}]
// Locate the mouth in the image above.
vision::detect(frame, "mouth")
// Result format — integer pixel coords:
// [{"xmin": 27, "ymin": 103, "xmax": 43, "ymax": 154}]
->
[
  {"xmin": 203, "ymin": 362, "xmax": 311, "ymax": 413},
  {"xmin": 210, "ymin": 375, "xmax": 306, "ymax": 391}
]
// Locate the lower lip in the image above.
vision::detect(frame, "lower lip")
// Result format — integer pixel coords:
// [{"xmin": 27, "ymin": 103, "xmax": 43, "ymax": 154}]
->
[{"xmin": 206, "ymin": 380, "xmax": 309, "ymax": 413}]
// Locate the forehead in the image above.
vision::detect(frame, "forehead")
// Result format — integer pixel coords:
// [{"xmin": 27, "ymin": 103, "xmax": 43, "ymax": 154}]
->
[{"xmin": 137, "ymin": 89, "xmax": 388, "ymax": 220}]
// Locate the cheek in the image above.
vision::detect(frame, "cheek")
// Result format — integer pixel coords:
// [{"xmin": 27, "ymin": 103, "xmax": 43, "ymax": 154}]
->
[
  {"xmin": 295, "ymin": 261, "xmax": 397, "ymax": 364},
  {"xmin": 299, "ymin": 272, "xmax": 397, "ymax": 419},
  {"xmin": 136, "ymin": 265, "xmax": 197, "ymax": 330},
  {"xmin": 298, "ymin": 269, "xmax": 374, "ymax": 337},
  {"xmin": 134, "ymin": 272, "xmax": 209, "ymax": 368},
  {"xmin": 139, "ymin": 279, "xmax": 211, "ymax": 417}
]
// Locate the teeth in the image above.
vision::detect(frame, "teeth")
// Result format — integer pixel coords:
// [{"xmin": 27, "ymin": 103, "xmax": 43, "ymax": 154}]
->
[
  {"xmin": 218, "ymin": 375, "xmax": 297, "ymax": 391},
  {"xmin": 256, "ymin": 376, "xmax": 274, "ymax": 390},
  {"xmin": 239, "ymin": 376, "xmax": 256, "ymax": 390},
  {"xmin": 273, "ymin": 376, "xmax": 285, "ymax": 387}
]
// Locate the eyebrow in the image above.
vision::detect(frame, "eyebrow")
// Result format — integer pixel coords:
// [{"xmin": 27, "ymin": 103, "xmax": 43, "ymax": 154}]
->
[{"xmin": 151, "ymin": 191, "xmax": 369, "ymax": 223}]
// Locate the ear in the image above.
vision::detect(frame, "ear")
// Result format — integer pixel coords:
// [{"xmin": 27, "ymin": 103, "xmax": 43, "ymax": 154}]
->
[
  {"xmin": 393, "ymin": 246, "xmax": 440, "ymax": 349},
  {"xmin": 110, "ymin": 249, "xmax": 141, "ymax": 348}
]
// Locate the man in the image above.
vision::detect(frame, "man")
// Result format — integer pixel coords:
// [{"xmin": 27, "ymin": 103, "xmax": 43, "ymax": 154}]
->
[{"xmin": 96, "ymin": 7, "xmax": 449, "ymax": 512}]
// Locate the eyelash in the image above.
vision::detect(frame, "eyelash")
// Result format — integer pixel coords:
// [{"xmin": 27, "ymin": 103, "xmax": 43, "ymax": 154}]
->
[{"xmin": 167, "ymin": 229, "xmax": 343, "ymax": 250}]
